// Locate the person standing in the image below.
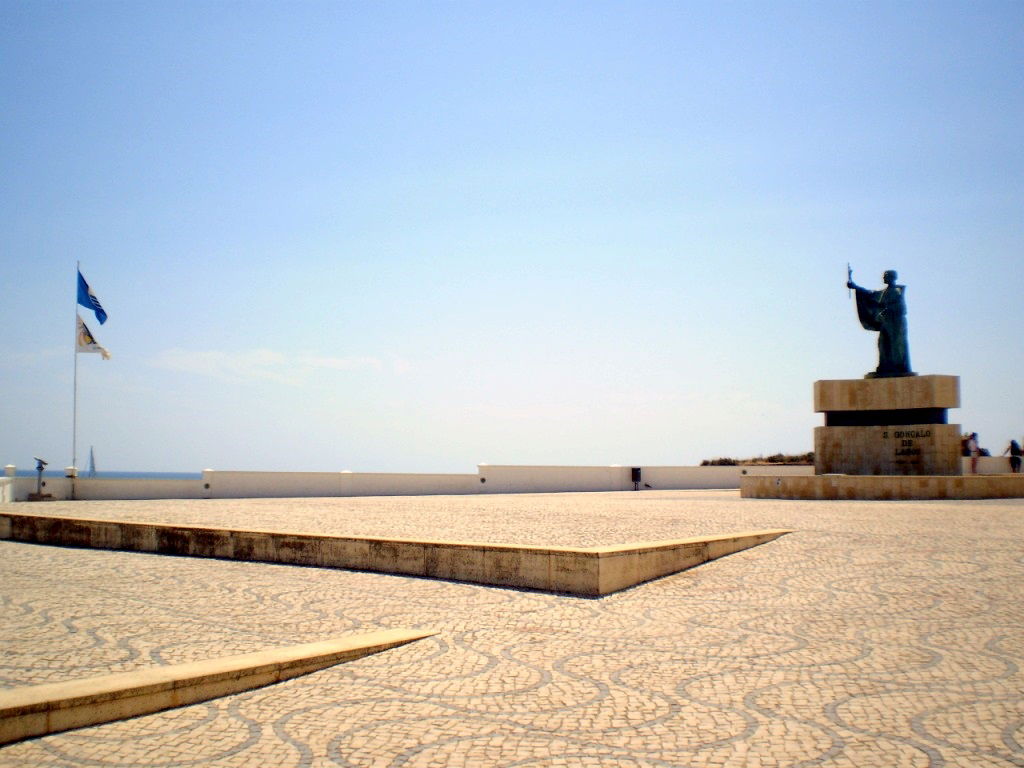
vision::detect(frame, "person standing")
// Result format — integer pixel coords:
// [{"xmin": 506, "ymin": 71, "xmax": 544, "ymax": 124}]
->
[
  {"xmin": 967, "ymin": 433, "xmax": 980, "ymax": 474},
  {"xmin": 1002, "ymin": 439, "xmax": 1022, "ymax": 473}
]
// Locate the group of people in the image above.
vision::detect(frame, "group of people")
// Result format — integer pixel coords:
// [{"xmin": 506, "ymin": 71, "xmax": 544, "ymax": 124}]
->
[{"xmin": 962, "ymin": 433, "xmax": 1022, "ymax": 473}]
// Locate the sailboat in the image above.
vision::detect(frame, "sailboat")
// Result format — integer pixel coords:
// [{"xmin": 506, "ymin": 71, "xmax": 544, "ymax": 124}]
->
[{"xmin": 87, "ymin": 446, "xmax": 97, "ymax": 478}]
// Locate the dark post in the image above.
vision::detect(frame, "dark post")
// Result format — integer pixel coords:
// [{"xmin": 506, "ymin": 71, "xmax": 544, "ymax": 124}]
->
[{"xmin": 34, "ymin": 457, "xmax": 47, "ymax": 496}]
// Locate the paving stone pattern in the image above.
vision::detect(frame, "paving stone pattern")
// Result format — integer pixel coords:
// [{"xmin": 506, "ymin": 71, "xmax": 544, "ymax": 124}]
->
[{"xmin": 1, "ymin": 490, "xmax": 1022, "ymax": 767}]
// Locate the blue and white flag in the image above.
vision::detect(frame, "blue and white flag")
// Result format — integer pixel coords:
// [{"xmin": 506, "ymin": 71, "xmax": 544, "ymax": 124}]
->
[
  {"xmin": 77, "ymin": 314, "xmax": 111, "ymax": 359},
  {"xmin": 77, "ymin": 269, "xmax": 107, "ymax": 325}
]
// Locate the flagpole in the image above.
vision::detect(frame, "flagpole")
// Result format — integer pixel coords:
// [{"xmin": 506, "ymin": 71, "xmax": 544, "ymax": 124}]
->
[
  {"xmin": 72, "ymin": 265, "xmax": 109, "ymax": 495},
  {"xmin": 72, "ymin": 261, "xmax": 79, "ymax": 474}
]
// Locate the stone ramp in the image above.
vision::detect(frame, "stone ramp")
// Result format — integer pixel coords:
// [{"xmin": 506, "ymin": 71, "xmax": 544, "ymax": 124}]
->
[
  {"xmin": 0, "ymin": 630, "xmax": 435, "ymax": 746},
  {"xmin": 0, "ymin": 512, "xmax": 789, "ymax": 597}
]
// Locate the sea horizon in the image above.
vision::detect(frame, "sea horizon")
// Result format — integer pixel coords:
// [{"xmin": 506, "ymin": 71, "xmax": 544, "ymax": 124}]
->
[{"xmin": 13, "ymin": 470, "xmax": 202, "ymax": 480}]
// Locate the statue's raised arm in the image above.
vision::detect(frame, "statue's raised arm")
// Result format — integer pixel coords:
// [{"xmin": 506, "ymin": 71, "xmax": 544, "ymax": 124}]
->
[{"xmin": 847, "ymin": 268, "xmax": 915, "ymax": 379}]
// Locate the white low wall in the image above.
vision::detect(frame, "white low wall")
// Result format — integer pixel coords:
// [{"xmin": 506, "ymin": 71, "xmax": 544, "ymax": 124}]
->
[
  {"xmin": 9, "ymin": 476, "xmax": 71, "ymax": 501},
  {"xmin": 74, "ymin": 478, "xmax": 206, "ymax": 501},
  {"xmin": 640, "ymin": 465, "xmax": 813, "ymax": 490},
  {"xmin": 477, "ymin": 465, "xmax": 630, "ymax": 493},
  {"xmin": 3, "ymin": 463, "xmax": 924, "ymax": 502},
  {"xmin": 204, "ymin": 471, "xmax": 344, "ymax": 499},
  {"xmin": 8, "ymin": 458, "xmax": 1021, "ymax": 502},
  {"xmin": 4, "ymin": 471, "xmax": 482, "ymax": 502},
  {"xmin": 6, "ymin": 476, "xmax": 205, "ymax": 502},
  {"xmin": 477, "ymin": 464, "xmax": 815, "ymax": 494},
  {"xmin": 203, "ymin": 471, "xmax": 480, "ymax": 498},
  {"xmin": 340, "ymin": 472, "xmax": 479, "ymax": 497}
]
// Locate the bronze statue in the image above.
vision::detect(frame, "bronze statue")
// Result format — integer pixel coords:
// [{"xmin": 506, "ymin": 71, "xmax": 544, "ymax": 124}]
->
[{"xmin": 846, "ymin": 268, "xmax": 915, "ymax": 378}]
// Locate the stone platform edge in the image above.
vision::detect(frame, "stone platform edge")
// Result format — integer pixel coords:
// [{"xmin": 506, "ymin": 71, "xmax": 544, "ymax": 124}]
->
[
  {"xmin": 0, "ymin": 629, "xmax": 435, "ymax": 746},
  {"xmin": 741, "ymin": 473, "xmax": 1024, "ymax": 500},
  {"xmin": 0, "ymin": 512, "xmax": 790, "ymax": 597}
]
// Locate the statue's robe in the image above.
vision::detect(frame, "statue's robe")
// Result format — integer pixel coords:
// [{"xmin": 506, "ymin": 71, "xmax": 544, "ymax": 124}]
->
[{"xmin": 854, "ymin": 284, "xmax": 913, "ymax": 377}]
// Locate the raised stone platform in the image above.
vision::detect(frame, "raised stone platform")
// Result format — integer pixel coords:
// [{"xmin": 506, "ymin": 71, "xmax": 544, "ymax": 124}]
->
[
  {"xmin": 0, "ymin": 512, "xmax": 789, "ymax": 597},
  {"xmin": 741, "ymin": 473, "xmax": 1024, "ymax": 500},
  {"xmin": 746, "ymin": 372, "xmax": 1022, "ymax": 499},
  {"xmin": 0, "ymin": 629, "xmax": 434, "ymax": 746}
]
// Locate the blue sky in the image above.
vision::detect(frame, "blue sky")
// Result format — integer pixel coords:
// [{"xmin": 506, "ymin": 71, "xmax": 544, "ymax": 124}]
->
[{"xmin": 2, "ymin": 0, "xmax": 1022, "ymax": 473}]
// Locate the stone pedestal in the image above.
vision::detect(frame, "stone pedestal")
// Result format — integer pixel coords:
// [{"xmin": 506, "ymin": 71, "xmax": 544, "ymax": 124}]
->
[
  {"xmin": 743, "ymin": 373, "xmax": 1022, "ymax": 499},
  {"xmin": 813, "ymin": 375, "xmax": 961, "ymax": 475}
]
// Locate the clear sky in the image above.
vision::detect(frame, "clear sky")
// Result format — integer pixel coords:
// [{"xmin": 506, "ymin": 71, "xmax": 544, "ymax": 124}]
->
[{"xmin": 2, "ymin": 1, "xmax": 1022, "ymax": 473}]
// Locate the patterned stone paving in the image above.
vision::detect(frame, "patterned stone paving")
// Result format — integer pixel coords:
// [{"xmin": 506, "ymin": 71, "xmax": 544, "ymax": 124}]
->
[{"xmin": 1, "ymin": 490, "xmax": 1022, "ymax": 767}]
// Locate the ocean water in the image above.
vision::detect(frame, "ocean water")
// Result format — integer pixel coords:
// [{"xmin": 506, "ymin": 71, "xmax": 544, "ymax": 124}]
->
[{"xmin": 14, "ymin": 470, "xmax": 201, "ymax": 479}]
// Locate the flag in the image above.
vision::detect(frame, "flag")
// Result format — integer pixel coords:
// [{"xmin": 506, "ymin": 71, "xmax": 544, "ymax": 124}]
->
[
  {"xmin": 77, "ymin": 269, "xmax": 108, "ymax": 325},
  {"xmin": 77, "ymin": 314, "xmax": 111, "ymax": 359}
]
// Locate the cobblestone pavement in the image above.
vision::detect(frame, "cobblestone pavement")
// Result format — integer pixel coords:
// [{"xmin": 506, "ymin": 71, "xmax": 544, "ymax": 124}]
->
[{"xmin": 1, "ymin": 490, "xmax": 1023, "ymax": 767}]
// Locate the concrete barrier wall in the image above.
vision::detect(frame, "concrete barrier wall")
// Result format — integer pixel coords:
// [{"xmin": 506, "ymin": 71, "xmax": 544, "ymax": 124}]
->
[
  {"xmin": 477, "ymin": 464, "xmax": 815, "ymax": 493},
  {"xmin": 2, "ymin": 464, "xmax": 816, "ymax": 503},
  {"xmin": 204, "ymin": 471, "xmax": 344, "ymax": 499},
  {"xmin": 203, "ymin": 471, "xmax": 480, "ymax": 498},
  {"xmin": 76, "ymin": 478, "xmax": 205, "ymax": 501},
  {"xmin": 641, "ymin": 464, "xmax": 813, "ymax": 490},
  {"xmin": 340, "ymin": 472, "xmax": 480, "ymax": 496},
  {"xmin": 6, "ymin": 476, "xmax": 200, "ymax": 503},
  {"xmin": 478, "ymin": 465, "xmax": 631, "ymax": 493},
  {"xmin": 10, "ymin": 476, "xmax": 71, "ymax": 501}
]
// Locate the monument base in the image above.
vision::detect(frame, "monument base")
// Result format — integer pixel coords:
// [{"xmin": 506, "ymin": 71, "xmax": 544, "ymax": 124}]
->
[
  {"xmin": 814, "ymin": 375, "xmax": 961, "ymax": 475},
  {"xmin": 814, "ymin": 424, "xmax": 962, "ymax": 476},
  {"xmin": 741, "ymin": 474, "xmax": 1024, "ymax": 501}
]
